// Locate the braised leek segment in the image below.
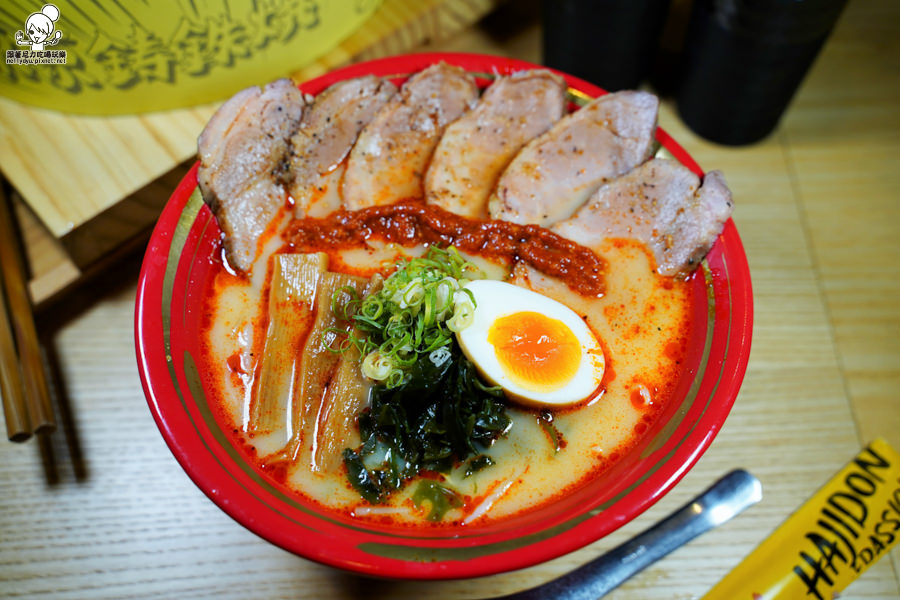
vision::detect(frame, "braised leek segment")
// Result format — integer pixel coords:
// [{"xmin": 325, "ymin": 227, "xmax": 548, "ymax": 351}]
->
[
  {"xmin": 293, "ymin": 271, "xmax": 370, "ymax": 456},
  {"xmin": 311, "ymin": 347, "xmax": 369, "ymax": 473},
  {"xmin": 311, "ymin": 277, "xmax": 383, "ymax": 473},
  {"xmin": 249, "ymin": 252, "xmax": 327, "ymax": 438}
]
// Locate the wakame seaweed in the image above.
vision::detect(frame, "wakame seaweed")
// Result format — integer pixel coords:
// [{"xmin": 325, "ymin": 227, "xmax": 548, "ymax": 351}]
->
[
  {"xmin": 343, "ymin": 348, "xmax": 510, "ymax": 504},
  {"xmin": 412, "ymin": 480, "xmax": 464, "ymax": 521}
]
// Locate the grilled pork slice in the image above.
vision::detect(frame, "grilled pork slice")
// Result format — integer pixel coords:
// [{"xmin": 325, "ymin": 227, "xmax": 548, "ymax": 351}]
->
[
  {"xmin": 342, "ymin": 62, "xmax": 479, "ymax": 210},
  {"xmin": 424, "ymin": 70, "xmax": 567, "ymax": 219},
  {"xmin": 489, "ymin": 90, "xmax": 659, "ymax": 227},
  {"xmin": 287, "ymin": 76, "xmax": 397, "ymax": 217},
  {"xmin": 198, "ymin": 79, "xmax": 306, "ymax": 272},
  {"xmin": 551, "ymin": 158, "xmax": 734, "ymax": 277}
]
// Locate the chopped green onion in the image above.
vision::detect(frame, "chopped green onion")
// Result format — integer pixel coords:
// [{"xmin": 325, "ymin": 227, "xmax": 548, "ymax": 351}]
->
[
  {"xmin": 330, "ymin": 245, "xmax": 482, "ymax": 388},
  {"xmin": 331, "ymin": 286, "xmax": 361, "ymax": 321}
]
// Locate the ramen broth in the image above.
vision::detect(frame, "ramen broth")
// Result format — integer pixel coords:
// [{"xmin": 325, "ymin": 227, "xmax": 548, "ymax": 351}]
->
[{"xmin": 199, "ymin": 209, "xmax": 693, "ymax": 526}]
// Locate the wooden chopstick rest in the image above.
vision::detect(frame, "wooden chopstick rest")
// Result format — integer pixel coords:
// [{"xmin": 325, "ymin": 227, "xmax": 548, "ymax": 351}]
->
[
  {"xmin": 0, "ymin": 279, "xmax": 30, "ymax": 442},
  {"xmin": 0, "ymin": 187, "xmax": 55, "ymax": 437}
]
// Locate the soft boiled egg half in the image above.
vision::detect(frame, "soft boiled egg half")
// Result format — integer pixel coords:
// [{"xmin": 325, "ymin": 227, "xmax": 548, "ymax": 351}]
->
[{"xmin": 456, "ymin": 280, "xmax": 605, "ymax": 409}]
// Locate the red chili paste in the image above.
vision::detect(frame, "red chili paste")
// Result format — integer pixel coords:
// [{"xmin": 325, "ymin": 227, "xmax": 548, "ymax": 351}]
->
[{"xmin": 283, "ymin": 201, "xmax": 607, "ymax": 296}]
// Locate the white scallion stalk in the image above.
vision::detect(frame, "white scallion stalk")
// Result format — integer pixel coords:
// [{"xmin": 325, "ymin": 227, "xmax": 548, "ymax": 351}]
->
[
  {"xmin": 447, "ymin": 290, "xmax": 475, "ymax": 332},
  {"xmin": 433, "ymin": 277, "xmax": 459, "ymax": 321},
  {"xmin": 428, "ymin": 347, "xmax": 452, "ymax": 368},
  {"xmin": 362, "ymin": 351, "xmax": 394, "ymax": 381},
  {"xmin": 395, "ymin": 278, "xmax": 426, "ymax": 311}
]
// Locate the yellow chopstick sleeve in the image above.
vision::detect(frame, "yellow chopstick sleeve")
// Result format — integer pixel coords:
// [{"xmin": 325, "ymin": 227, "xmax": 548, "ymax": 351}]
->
[{"xmin": 704, "ymin": 438, "xmax": 900, "ymax": 600}]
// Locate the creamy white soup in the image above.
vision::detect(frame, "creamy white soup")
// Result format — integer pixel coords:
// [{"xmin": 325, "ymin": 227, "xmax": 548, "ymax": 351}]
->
[{"xmin": 198, "ymin": 202, "xmax": 693, "ymax": 527}]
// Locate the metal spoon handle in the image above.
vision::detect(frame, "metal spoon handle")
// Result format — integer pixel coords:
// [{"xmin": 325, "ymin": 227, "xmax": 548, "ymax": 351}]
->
[{"xmin": 492, "ymin": 469, "xmax": 763, "ymax": 600}]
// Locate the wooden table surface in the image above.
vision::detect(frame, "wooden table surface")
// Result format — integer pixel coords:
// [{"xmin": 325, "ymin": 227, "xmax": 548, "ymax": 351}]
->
[{"xmin": 2, "ymin": 0, "xmax": 899, "ymax": 598}]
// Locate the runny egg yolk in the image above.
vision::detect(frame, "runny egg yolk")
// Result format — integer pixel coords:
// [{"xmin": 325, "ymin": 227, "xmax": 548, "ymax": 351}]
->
[
  {"xmin": 487, "ymin": 311, "xmax": 581, "ymax": 392},
  {"xmin": 456, "ymin": 279, "xmax": 605, "ymax": 408}
]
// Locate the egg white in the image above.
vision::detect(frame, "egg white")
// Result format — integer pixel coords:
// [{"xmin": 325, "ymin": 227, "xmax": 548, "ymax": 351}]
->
[{"xmin": 456, "ymin": 280, "xmax": 605, "ymax": 409}]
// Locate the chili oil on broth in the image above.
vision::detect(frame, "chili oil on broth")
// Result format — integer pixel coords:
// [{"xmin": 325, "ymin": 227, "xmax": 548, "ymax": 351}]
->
[{"xmin": 199, "ymin": 207, "xmax": 693, "ymax": 526}]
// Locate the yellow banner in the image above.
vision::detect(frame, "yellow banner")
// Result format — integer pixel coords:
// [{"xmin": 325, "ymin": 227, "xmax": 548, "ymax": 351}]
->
[
  {"xmin": 704, "ymin": 438, "xmax": 900, "ymax": 600},
  {"xmin": 0, "ymin": 0, "xmax": 381, "ymax": 115}
]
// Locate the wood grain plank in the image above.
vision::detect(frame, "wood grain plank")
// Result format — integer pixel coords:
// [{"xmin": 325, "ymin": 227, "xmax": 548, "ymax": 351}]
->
[
  {"xmin": 782, "ymin": 0, "xmax": 900, "ymax": 454},
  {"xmin": 1, "ymin": 0, "xmax": 499, "ymax": 299},
  {"xmin": 780, "ymin": 0, "xmax": 900, "ymax": 581}
]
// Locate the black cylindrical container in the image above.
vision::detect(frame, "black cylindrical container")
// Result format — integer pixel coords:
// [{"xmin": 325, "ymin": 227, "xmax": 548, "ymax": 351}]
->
[
  {"xmin": 677, "ymin": 0, "xmax": 848, "ymax": 146},
  {"xmin": 542, "ymin": 0, "xmax": 672, "ymax": 91}
]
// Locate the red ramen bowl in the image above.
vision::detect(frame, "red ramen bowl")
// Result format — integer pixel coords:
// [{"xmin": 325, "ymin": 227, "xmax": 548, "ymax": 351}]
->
[{"xmin": 134, "ymin": 53, "xmax": 752, "ymax": 580}]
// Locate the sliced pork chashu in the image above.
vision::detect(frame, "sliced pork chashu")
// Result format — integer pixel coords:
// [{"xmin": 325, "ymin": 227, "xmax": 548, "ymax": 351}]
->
[
  {"xmin": 287, "ymin": 76, "xmax": 397, "ymax": 217},
  {"xmin": 424, "ymin": 69, "xmax": 567, "ymax": 219},
  {"xmin": 489, "ymin": 90, "xmax": 659, "ymax": 228},
  {"xmin": 551, "ymin": 158, "xmax": 734, "ymax": 278},
  {"xmin": 198, "ymin": 79, "xmax": 307, "ymax": 272},
  {"xmin": 342, "ymin": 62, "xmax": 479, "ymax": 210}
]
